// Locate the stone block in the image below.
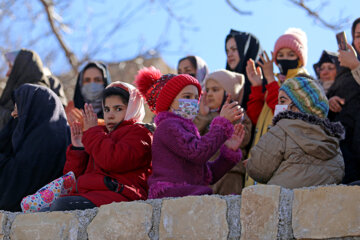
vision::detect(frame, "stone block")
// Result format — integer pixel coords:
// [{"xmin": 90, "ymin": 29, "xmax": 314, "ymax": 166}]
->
[
  {"xmin": 0, "ymin": 213, "xmax": 5, "ymax": 240},
  {"xmin": 160, "ymin": 195, "xmax": 228, "ymax": 240},
  {"xmin": 87, "ymin": 202, "xmax": 152, "ymax": 240},
  {"xmin": 240, "ymin": 185, "xmax": 281, "ymax": 240},
  {"xmin": 10, "ymin": 212, "xmax": 79, "ymax": 240},
  {"xmin": 292, "ymin": 185, "xmax": 360, "ymax": 239}
]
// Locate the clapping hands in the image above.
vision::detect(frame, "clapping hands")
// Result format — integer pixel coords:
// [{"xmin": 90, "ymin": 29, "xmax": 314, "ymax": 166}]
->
[{"xmin": 224, "ymin": 123, "xmax": 245, "ymax": 151}]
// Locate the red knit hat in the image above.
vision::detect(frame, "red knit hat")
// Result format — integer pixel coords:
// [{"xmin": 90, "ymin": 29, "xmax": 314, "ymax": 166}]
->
[
  {"xmin": 135, "ymin": 66, "xmax": 202, "ymax": 114},
  {"xmin": 273, "ymin": 28, "xmax": 308, "ymax": 66}
]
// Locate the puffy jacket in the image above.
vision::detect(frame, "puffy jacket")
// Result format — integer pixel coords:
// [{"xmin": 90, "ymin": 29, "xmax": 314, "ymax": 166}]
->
[
  {"xmin": 247, "ymin": 111, "xmax": 345, "ymax": 189},
  {"xmin": 64, "ymin": 120, "xmax": 152, "ymax": 206}
]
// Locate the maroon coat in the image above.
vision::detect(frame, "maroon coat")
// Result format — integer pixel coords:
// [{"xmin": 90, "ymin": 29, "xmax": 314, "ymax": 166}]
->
[{"xmin": 64, "ymin": 120, "xmax": 152, "ymax": 206}]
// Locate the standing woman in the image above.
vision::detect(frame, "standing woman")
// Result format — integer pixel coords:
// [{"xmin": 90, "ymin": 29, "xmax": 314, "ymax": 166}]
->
[
  {"xmin": 0, "ymin": 84, "xmax": 70, "ymax": 211},
  {"xmin": 327, "ymin": 17, "xmax": 360, "ymax": 183},
  {"xmin": 177, "ymin": 55, "xmax": 209, "ymax": 85},
  {"xmin": 225, "ymin": 29, "xmax": 264, "ymax": 109}
]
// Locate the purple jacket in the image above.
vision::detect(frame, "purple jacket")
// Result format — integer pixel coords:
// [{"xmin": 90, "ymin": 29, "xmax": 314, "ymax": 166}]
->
[{"xmin": 148, "ymin": 111, "xmax": 242, "ymax": 199}]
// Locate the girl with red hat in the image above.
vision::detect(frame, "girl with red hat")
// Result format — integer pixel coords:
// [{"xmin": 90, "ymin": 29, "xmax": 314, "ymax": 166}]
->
[{"xmin": 135, "ymin": 66, "xmax": 245, "ymax": 199}]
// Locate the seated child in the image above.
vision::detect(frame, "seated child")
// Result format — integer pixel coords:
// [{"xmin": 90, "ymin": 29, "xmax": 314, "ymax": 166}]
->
[
  {"xmin": 194, "ymin": 69, "xmax": 252, "ymax": 194},
  {"xmin": 0, "ymin": 84, "xmax": 70, "ymax": 212},
  {"xmin": 135, "ymin": 67, "xmax": 245, "ymax": 199},
  {"xmin": 246, "ymin": 76, "xmax": 345, "ymax": 189},
  {"xmin": 49, "ymin": 81, "xmax": 152, "ymax": 211}
]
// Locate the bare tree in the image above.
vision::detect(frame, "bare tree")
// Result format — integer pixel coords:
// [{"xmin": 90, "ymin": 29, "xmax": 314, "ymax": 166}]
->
[{"xmin": 0, "ymin": 0, "xmax": 195, "ymax": 77}]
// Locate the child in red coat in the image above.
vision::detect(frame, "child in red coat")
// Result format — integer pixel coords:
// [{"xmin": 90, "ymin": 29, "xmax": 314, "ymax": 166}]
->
[{"xmin": 49, "ymin": 81, "xmax": 152, "ymax": 211}]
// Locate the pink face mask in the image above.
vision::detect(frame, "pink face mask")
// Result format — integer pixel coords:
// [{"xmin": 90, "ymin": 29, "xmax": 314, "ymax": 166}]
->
[{"xmin": 173, "ymin": 99, "xmax": 199, "ymax": 120}]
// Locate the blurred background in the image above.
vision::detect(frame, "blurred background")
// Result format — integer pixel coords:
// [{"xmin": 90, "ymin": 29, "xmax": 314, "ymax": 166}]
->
[{"xmin": 0, "ymin": 0, "xmax": 358, "ymax": 104}]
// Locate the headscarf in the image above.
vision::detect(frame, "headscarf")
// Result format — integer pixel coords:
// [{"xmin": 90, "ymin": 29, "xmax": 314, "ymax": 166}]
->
[
  {"xmin": 313, "ymin": 50, "xmax": 340, "ymax": 79},
  {"xmin": 0, "ymin": 84, "xmax": 70, "ymax": 211},
  {"xmin": 73, "ymin": 61, "xmax": 111, "ymax": 118},
  {"xmin": 194, "ymin": 56, "xmax": 209, "ymax": 84},
  {"xmin": 225, "ymin": 30, "xmax": 264, "ymax": 108},
  {"xmin": 0, "ymin": 49, "xmax": 50, "ymax": 107},
  {"xmin": 106, "ymin": 81, "xmax": 146, "ymax": 122}
]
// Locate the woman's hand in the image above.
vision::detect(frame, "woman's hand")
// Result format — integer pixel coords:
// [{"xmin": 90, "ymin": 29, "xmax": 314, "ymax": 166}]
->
[
  {"xmin": 220, "ymin": 95, "xmax": 244, "ymax": 123},
  {"xmin": 225, "ymin": 123, "xmax": 245, "ymax": 151},
  {"xmin": 199, "ymin": 92, "xmax": 210, "ymax": 116},
  {"xmin": 338, "ymin": 43, "xmax": 360, "ymax": 70},
  {"xmin": 82, "ymin": 103, "xmax": 98, "ymax": 131},
  {"xmin": 258, "ymin": 51, "xmax": 276, "ymax": 84},
  {"xmin": 329, "ymin": 96, "xmax": 345, "ymax": 113},
  {"xmin": 246, "ymin": 59, "xmax": 263, "ymax": 87},
  {"xmin": 70, "ymin": 121, "xmax": 84, "ymax": 147}
]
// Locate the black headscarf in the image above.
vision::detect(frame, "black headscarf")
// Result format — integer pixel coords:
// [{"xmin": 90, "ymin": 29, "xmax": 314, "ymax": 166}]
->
[
  {"xmin": 313, "ymin": 50, "xmax": 340, "ymax": 79},
  {"xmin": 0, "ymin": 84, "xmax": 70, "ymax": 212},
  {"xmin": 225, "ymin": 29, "xmax": 264, "ymax": 109},
  {"xmin": 73, "ymin": 61, "xmax": 111, "ymax": 118},
  {"xmin": 0, "ymin": 49, "xmax": 68, "ymax": 129}
]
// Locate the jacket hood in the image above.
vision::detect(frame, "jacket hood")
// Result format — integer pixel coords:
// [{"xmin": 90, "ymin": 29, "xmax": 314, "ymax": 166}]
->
[
  {"xmin": 273, "ymin": 111, "xmax": 344, "ymax": 160},
  {"xmin": 73, "ymin": 61, "xmax": 112, "ymax": 111}
]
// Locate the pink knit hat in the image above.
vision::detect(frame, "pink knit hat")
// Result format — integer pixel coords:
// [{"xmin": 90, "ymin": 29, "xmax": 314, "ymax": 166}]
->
[{"xmin": 273, "ymin": 28, "xmax": 308, "ymax": 66}]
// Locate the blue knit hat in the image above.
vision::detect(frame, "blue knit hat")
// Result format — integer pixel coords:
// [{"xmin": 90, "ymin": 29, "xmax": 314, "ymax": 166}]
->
[{"xmin": 280, "ymin": 76, "xmax": 329, "ymax": 118}]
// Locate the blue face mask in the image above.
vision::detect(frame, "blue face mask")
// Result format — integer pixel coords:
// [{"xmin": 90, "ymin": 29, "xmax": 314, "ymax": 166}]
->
[
  {"xmin": 81, "ymin": 82, "xmax": 104, "ymax": 102},
  {"xmin": 173, "ymin": 99, "xmax": 199, "ymax": 120}
]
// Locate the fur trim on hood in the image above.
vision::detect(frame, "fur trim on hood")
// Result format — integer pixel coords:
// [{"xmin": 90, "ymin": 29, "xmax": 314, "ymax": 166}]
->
[{"xmin": 273, "ymin": 111, "xmax": 345, "ymax": 140}]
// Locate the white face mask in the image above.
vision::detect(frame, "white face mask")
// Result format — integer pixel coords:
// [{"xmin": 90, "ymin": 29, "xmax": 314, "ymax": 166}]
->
[
  {"xmin": 172, "ymin": 99, "xmax": 199, "ymax": 120},
  {"xmin": 274, "ymin": 104, "xmax": 288, "ymax": 116}
]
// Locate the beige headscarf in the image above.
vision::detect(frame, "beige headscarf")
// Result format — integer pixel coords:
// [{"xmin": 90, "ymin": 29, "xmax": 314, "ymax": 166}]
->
[{"xmin": 204, "ymin": 69, "xmax": 245, "ymax": 104}]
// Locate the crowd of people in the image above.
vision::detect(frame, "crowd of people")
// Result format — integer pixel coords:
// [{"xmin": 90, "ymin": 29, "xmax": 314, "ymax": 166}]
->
[{"xmin": 0, "ymin": 17, "xmax": 359, "ymax": 212}]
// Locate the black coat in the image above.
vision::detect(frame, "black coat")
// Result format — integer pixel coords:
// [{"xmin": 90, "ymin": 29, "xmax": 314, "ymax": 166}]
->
[
  {"xmin": 0, "ymin": 84, "xmax": 70, "ymax": 211},
  {"xmin": 327, "ymin": 67, "xmax": 360, "ymax": 183}
]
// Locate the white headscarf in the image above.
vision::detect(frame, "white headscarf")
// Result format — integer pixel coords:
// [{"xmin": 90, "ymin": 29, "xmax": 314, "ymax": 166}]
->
[{"xmin": 106, "ymin": 81, "xmax": 145, "ymax": 122}]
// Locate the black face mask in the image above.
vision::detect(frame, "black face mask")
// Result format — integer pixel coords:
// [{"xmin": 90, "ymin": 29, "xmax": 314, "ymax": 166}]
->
[{"xmin": 277, "ymin": 59, "xmax": 299, "ymax": 76}]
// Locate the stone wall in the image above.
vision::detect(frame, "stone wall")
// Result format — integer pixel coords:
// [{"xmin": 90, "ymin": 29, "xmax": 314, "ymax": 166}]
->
[{"xmin": 1, "ymin": 185, "xmax": 360, "ymax": 240}]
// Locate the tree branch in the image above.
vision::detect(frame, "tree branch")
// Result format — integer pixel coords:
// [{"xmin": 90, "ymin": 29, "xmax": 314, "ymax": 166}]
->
[
  {"xmin": 288, "ymin": 0, "xmax": 349, "ymax": 31},
  {"xmin": 38, "ymin": 0, "xmax": 78, "ymax": 74},
  {"xmin": 225, "ymin": 0, "xmax": 252, "ymax": 15}
]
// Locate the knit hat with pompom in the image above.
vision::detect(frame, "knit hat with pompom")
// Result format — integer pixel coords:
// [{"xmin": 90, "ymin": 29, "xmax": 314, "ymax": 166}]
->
[
  {"xmin": 274, "ymin": 28, "xmax": 308, "ymax": 66},
  {"xmin": 134, "ymin": 66, "xmax": 202, "ymax": 114}
]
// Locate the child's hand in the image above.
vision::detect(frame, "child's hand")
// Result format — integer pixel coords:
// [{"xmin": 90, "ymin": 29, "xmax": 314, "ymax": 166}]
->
[
  {"xmin": 220, "ymin": 95, "xmax": 244, "ymax": 123},
  {"xmin": 338, "ymin": 43, "xmax": 360, "ymax": 70},
  {"xmin": 82, "ymin": 103, "xmax": 98, "ymax": 131},
  {"xmin": 225, "ymin": 123, "xmax": 245, "ymax": 151},
  {"xmin": 258, "ymin": 51, "xmax": 276, "ymax": 84},
  {"xmin": 199, "ymin": 92, "xmax": 210, "ymax": 116},
  {"xmin": 246, "ymin": 59, "xmax": 263, "ymax": 86},
  {"xmin": 70, "ymin": 121, "xmax": 84, "ymax": 147}
]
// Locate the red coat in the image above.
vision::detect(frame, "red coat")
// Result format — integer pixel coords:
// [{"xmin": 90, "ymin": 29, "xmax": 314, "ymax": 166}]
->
[
  {"xmin": 64, "ymin": 120, "xmax": 152, "ymax": 206},
  {"xmin": 246, "ymin": 81, "xmax": 279, "ymax": 125}
]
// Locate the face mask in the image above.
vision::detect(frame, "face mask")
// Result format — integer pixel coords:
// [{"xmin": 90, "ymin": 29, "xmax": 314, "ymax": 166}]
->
[
  {"xmin": 173, "ymin": 99, "xmax": 199, "ymax": 120},
  {"xmin": 277, "ymin": 59, "xmax": 299, "ymax": 76},
  {"xmin": 81, "ymin": 83, "xmax": 104, "ymax": 102},
  {"xmin": 274, "ymin": 104, "xmax": 288, "ymax": 116}
]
